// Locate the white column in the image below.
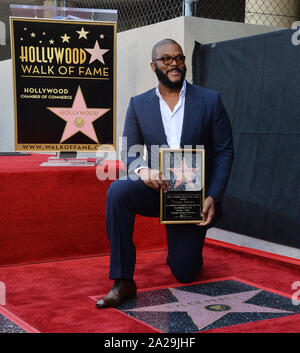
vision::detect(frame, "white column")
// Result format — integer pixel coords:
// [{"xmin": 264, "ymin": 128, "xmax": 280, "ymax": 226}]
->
[
  {"xmin": 0, "ymin": 21, "xmax": 5, "ymax": 45},
  {"xmin": 184, "ymin": 0, "xmax": 194, "ymax": 16}
]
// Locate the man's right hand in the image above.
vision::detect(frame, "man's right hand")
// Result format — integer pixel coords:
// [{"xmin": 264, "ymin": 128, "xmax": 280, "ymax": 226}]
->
[{"xmin": 138, "ymin": 168, "xmax": 169, "ymax": 192}]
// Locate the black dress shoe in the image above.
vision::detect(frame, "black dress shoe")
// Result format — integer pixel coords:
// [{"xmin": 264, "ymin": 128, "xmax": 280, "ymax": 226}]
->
[{"xmin": 96, "ymin": 279, "xmax": 137, "ymax": 309}]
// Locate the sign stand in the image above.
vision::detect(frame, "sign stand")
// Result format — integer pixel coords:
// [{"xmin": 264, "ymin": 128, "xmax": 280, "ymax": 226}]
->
[{"xmin": 10, "ymin": 4, "xmax": 117, "ymax": 167}]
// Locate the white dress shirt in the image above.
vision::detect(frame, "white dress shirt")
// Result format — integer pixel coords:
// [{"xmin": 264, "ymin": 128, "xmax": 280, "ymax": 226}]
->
[
  {"xmin": 135, "ymin": 80, "xmax": 186, "ymax": 174},
  {"xmin": 155, "ymin": 80, "xmax": 186, "ymax": 148}
]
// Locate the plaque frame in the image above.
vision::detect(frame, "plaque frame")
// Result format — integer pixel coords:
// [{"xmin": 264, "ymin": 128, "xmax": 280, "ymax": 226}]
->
[
  {"xmin": 10, "ymin": 6, "xmax": 117, "ymax": 153},
  {"xmin": 159, "ymin": 148, "xmax": 205, "ymax": 224}
]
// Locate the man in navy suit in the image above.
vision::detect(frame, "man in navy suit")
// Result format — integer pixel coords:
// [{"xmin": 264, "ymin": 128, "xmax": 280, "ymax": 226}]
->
[{"xmin": 96, "ymin": 39, "xmax": 234, "ymax": 309}]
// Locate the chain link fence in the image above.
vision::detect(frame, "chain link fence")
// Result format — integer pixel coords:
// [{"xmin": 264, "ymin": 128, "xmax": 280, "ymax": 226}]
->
[
  {"xmin": 50, "ymin": 0, "xmax": 300, "ymax": 31},
  {"xmin": 244, "ymin": 0, "xmax": 300, "ymax": 27},
  {"xmin": 44, "ymin": 0, "xmax": 183, "ymax": 32},
  {"xmin": 4, "ymin": 0, "xmax": 300, "ymax": 31}
]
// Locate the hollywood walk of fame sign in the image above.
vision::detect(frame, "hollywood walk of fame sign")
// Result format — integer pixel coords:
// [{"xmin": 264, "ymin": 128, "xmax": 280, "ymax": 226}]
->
[
  {"xmin": 10, "ymin": 17, "xmax": 116, "ymax": 152},
  {"xmin": 159, "ymin": 148, "xmax": 205, "ymax": 224},
  {"xmin": 114, "ymin": 278, "xmax": 300, "ymax": 333}
]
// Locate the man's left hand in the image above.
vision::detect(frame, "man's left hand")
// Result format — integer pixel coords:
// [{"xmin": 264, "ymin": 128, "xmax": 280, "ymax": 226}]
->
[{"xmin": 197, "ymin": 196, "xmax": 215, "ymax": 227}]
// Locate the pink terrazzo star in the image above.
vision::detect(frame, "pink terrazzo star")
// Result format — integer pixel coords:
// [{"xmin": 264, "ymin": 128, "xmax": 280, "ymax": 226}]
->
[
  {"xmin": 85, "ymin": 40, "xmax": 109, "ymax": 64},
  {"xmin": 127, "ymin": 288, "xmax": 292, "ymax": 331},
  {"xmin": 47, "ymin": 86, "xmax": 110, "ymax": 143}
]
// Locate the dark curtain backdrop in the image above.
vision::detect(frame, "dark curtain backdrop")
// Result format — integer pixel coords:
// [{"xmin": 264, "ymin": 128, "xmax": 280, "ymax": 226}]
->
[{"xmin": 192, "ymin": 29, "xmax": 300, "ymax": 248}]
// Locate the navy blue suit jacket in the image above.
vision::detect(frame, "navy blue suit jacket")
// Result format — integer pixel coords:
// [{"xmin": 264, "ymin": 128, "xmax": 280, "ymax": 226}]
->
[{"xmin": 122, "ymin": 81, "xmax": 234, "ymax": 202}]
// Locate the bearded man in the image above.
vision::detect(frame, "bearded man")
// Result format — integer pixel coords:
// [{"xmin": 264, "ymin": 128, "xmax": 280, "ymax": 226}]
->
[{"xmin": 96, "ymin": 38, "xmax": 234, "ymax": 309}]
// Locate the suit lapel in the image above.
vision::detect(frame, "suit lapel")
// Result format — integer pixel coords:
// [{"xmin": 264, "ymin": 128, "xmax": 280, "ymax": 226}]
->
[
  {"xmin": 180, "ymin": 82, "xmax": 203, "ymax": 147},
  {"xmin": 145, "ymin": 82, "xmax": 203, "ymax": 148},
  {"xmin": 147, "ymin": 89, "xmax": 169, "ymax": 146}
]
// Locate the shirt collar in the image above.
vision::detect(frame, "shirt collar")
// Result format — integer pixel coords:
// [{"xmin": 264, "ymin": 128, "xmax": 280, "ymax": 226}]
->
[{"xmin": 155, "ymin": 80, "xmax": 186, "ymax": 99}]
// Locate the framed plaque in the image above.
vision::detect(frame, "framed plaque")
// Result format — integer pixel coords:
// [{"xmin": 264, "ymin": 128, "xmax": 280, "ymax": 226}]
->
[{"xmin": 160, "ymin": 148, "xmax": 205, "ymax": 224}]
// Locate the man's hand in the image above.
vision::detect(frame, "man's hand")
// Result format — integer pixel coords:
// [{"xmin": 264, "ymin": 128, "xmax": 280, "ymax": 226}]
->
[
  {"xmin": 197, "ymin": 196, "xmax": 215, "ymax": 227},
  {"xmin": 138, "ymin": 168, "xmax": 169, "ymax": 192}
]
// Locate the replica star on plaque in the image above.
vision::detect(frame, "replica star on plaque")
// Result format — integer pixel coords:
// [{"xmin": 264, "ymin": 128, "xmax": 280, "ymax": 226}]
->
[
  {"xmin": 169, "ymin": 158, "xmax": 197, "ymax": 189},
  {"xmin": 47, "ymin": 86, "xmax": 110, "ymax": 143}
]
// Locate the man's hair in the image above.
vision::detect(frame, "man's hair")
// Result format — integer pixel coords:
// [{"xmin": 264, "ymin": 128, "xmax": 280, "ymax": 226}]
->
[{"xmin": 151, "ymin": 38, "xmax": 182, "ymax": 61}]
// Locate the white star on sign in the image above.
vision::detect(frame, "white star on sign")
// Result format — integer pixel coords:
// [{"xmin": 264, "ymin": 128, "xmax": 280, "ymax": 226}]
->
[
  {"xmin": 61, "ymin": 33, "xmax": 71, "ymax": 43},
  {"xmin": 76, "ymin": 27, "xmax": 89, "ymax": 39},
  {"xmin": 126, "ymin": 288, "xmax": 292, "ymax": 331}
]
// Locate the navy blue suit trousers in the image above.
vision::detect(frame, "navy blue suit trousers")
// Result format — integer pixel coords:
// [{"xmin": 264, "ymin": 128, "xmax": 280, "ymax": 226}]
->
[{"xmin": 106, "ymin": 175, "xmax": 207, "ymax": 283}]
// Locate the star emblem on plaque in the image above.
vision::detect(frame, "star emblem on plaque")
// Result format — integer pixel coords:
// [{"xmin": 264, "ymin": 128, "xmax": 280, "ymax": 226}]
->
[
  {"xmin": 10, "ymin": 17, "xmax": 116, "ymax": 152},
  {"xmin": 168, "ymin": 157, "xmax": 197, "ymax": 189}
]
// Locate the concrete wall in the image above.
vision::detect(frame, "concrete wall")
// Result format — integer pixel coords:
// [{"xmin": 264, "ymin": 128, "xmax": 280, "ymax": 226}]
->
[
  {"xmin": 183, "ymin": 16, "xmax": 281, "ymax": 81},
  {"xmin": 116, "ymin": 16, "xmax": 281, "ymax": 151},
  {"xmin": 1, "ymin": 16, "xmax": 299, "ymax": 258},
  {"xmin": 0, "ymin": 16, "xmax": 281, "ymax": 153},
  {"xmin": 115, "ymin": 16, "xmax": 185, "ymax": 153}
]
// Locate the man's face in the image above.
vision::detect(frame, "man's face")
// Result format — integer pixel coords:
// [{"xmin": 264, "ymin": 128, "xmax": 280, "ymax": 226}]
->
[{"xmin": 151, "ymin": 43, "xmax": 186, "ymax": 89}]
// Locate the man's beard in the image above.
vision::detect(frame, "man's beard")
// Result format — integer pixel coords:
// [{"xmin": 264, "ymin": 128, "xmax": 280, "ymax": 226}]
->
[{"xmin": 155, "ymin": 64, "xmax": 186, "ymax": 89}]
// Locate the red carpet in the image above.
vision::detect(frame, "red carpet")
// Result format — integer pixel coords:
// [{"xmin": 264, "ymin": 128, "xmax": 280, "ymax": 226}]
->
[
  {"xmin": 1, "ymin": 154, "xmax": 300, "ymax": 333},
  {"xmin": 0, "ymin": 240, "xmax": 300, "ymax": 333},
  {"xmin": 0, "ymin": 154, "xmax": 166, "ymax": 266}
]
